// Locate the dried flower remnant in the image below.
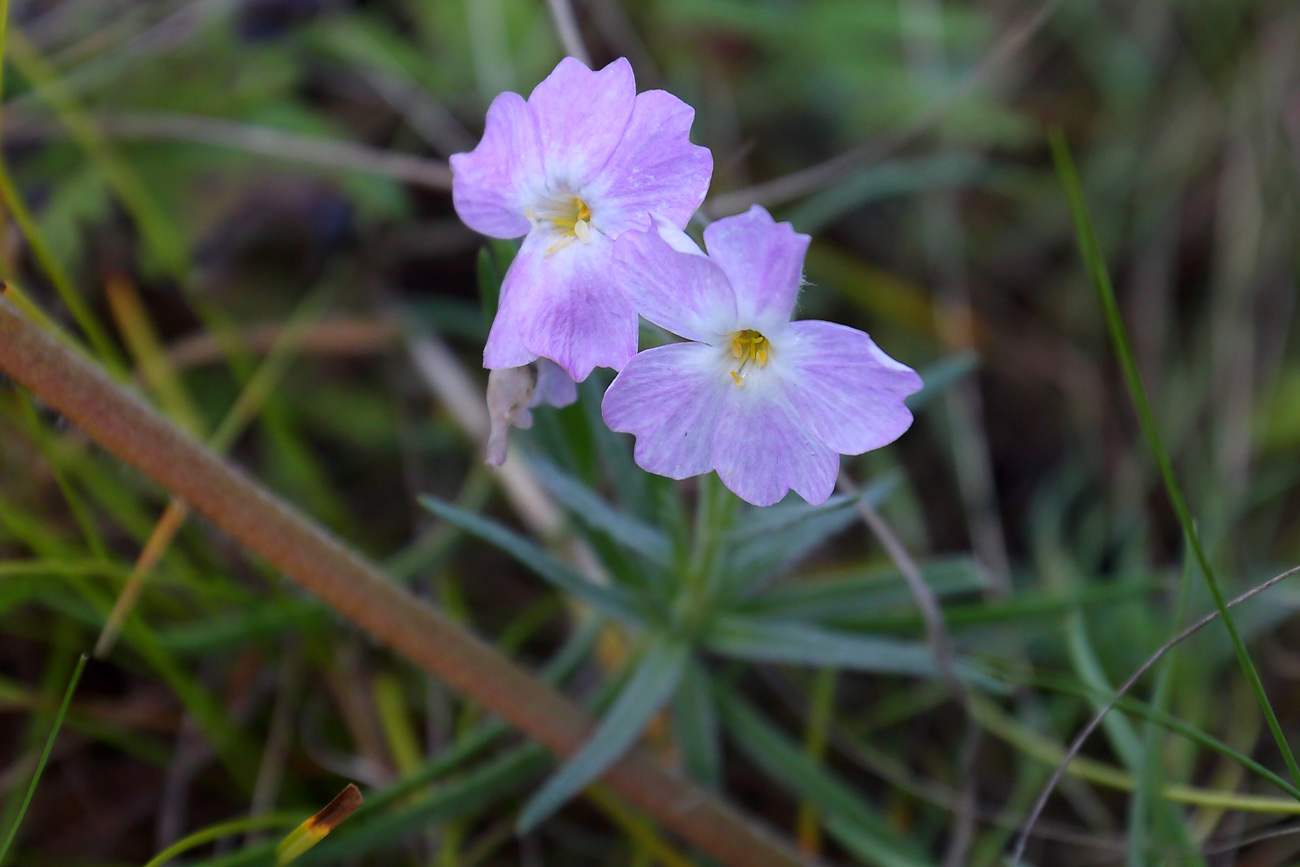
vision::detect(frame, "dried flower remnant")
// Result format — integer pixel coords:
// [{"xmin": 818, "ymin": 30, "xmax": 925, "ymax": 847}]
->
[
  {"xmin": 603, "ymin": 206, "xmax": 922, "ymax": 506},
  {"xmin": 451, "ymin": 57, "xmax": 712, "ymax": 381},
  {"xmin": 485, "ymin": 359, "xmax": 577, "ymax": 466}
]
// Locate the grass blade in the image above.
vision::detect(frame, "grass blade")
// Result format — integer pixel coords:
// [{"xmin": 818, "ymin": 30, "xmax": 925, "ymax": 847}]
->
[
  {"xmin": 1049, "ymin": 128, "xmax": 1300, "ymax": 790},
  {"xmin": 141, "ymin": 814, "xmax": 300, "ymax": 867},
  {"xmin": 516, "ymin": 639, "xmax": 689, "ymax": 832},
  {"xmin": 715, "ymin": 686, "xmax": 935, "ymax": 867},
  {"xmin": 275, "ymin": 784, "xmax": 365, "ymax": 865},
  {"xmin": 0, "ymin": 653, "xmax": 88, "ymax": 866},
  {"xmin": 704, "ymin": 614, "xmax": 995, "ymax": 688},
  {"xmin": 419, "ymin": 494, "xmax": 644, "ymax": 624}
]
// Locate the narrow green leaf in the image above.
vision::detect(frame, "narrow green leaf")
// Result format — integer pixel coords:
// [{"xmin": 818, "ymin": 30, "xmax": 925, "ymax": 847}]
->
[
  {"xmin": 704, "ymin": 614, "xmax": 995, "ymax": 688},
  {"xmin": 419, "ymin": 495, "xmax": 644, "ymax": 624},
  {"xmin": 527, "ymin": 458, "xmax": 672, "ymax": 567},
  {"xmin": 716, "ymin": 686, "xmax": 935, "ymax": 867},
  {"xmin": 671, "ymin": 660, "xmax": 722, "ymax": 789},
  {"xmin": 516, "ymin": 640, "xmax": 690, "ymax": 832},
  {"xmin": 741, "ymin": 556, "xmax": 981, "ymax": 623},
  {"xmin": 723, "ymin": 474, "xmax": 900, "ymax": 588},
  {"xmin": 1050, "ymin": 129, "xmax": 1300, "ymax": 791},
  {"xmin": 0, "ymin": 653, "xmax": 88, "ymax": 866},
  {"xmin": 142, "ymin": 814, "xmax": 299, "ymax": 867}
]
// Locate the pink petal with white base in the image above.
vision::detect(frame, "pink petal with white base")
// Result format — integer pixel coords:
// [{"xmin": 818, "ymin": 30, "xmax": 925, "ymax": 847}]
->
[
  {"xmin": 484, "ymin": 232, "xmax": 638, "ymax": 380},
  {"xmin": 710, "ymin": 386, "xmax": 840, "ymax": 507},
  {"xmin": 449, "ymin": 92, "xmax": 544, "ymax": 238},
  {"xmin": 528, "ymin": 57, "xmax": 636, "ymax": 190},
  {"xmin": 603, "ymin": 342, "xmax": 729, "ymax": 480},
  {"xmin": 583, "ymin": 90, "xmax": 712, "ymax": 236},
  {"xmin": 614, "ymin": 220, "xmax": 736, "ymax": 343},
  {"xmin": 703, "ymin": 206, "xmax": 810, "ymax": 333},
  {"xmin": 779, "ymin": 320, "xmax": 922, "ymax": 455}
]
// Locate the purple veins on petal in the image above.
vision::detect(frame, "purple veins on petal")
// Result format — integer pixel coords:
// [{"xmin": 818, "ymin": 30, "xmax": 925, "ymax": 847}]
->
[
  {"xmin": 603, "ymin": 205, "xmax": 922, "ymax": 507},
  {"xmin": 484, "ymin": 231, "xmax": 638, "ymax": 382},
  {"xmin": 702, "ymin": 205, "xmax": 810, "ymax": 334},
  {"xmin": 451, "ymin": 56, "xmax": 713, "ymax": 382},
  {"xmin": 613, "ymin": 218, "xmax": 735, "ymax": 343},
  {"xmin": 602, "ymin": 342, "xmax": 728, "ymax": 480}
]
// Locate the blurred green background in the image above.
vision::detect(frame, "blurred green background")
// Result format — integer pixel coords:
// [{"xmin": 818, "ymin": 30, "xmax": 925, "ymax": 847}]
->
[{"xmin": 2, "ymin": 0, "xmax": 1300, "ymax": 865}]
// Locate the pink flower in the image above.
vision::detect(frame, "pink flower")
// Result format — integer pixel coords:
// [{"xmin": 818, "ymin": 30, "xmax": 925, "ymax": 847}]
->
[
  {"xmin": 603, "ymin": 206, "xmax": 922, "ymax": 506},
  {"xmin": 451, "ymin": 57, "xmax": 712, "ymax": 382}
]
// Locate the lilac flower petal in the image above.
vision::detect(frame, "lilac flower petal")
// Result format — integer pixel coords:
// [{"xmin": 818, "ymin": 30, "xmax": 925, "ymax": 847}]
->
[
  {"xmin": 529, "ymin": 57, "xmax": 636, "ymax": 190},
  {"xmin": 603, "ymin": 342, "xmax": 728, "ymax": 480},
  {"xmin": 532, "ymin": 358, "xmax": 578, "ymax": 408},
  {"xmin": 780, "ymin": 320, "xmax": 922, "ymax": 455},
  {"xmin": 702, "ymin": 206, "xmax": 810, "ymax": 333},
  {"xmin": 484, "ymin": 232, "xmax": 639, "ymax": 380},
  {"xmin": 450, "ymin": 92, "xmax": 543, "ymax": 238},
  {"xmin": 614, "ymin": 219, "xmax": 736, "ymax": 342},
  {"xmin": 711, "ymin": 384, "xmax": 839, "ymax": 507},
  {"xmin": 584, "ymin": 90, "xmax": 712, "ymax": 235}
]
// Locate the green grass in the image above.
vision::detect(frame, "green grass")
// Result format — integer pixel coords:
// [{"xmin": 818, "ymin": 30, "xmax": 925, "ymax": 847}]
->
[{"xmin": 1, "ymin": 0, "xmax": 1300, "ymax": 865}]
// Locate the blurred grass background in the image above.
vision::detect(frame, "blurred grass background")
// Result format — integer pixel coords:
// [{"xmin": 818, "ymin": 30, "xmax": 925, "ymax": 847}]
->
[{"xmin": 1, "ymin": 0, "xmax": 1300, "ymax": 864}]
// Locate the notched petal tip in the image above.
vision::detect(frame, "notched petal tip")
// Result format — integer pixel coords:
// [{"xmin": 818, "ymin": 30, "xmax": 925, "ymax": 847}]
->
[
  {"xmin": 451, "ymin": 91, "xmax": 542, "ymax": 239},
  {"xmin": 702, "ymin": 205, "xmax": 810, "ymax": 331}
]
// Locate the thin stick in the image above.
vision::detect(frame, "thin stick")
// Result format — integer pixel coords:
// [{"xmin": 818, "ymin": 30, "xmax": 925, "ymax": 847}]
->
[
  {"xmin": 3, "ymin": 111, "xmax": 454, "ymax": 190},
  {"xmin": 0, "ymin": 297, "xmax": 808, "ymax": 867},
  {"xmin": 838, "ymin": 471, "xmax": 965, "ymax": 705},
  {"xmin": 838, "ymin": 470, "xmax": 979, "ymax": 865},
  {"xmin": 1009, "ymin": 563, "xmax": 1300, "ymax": 865}
]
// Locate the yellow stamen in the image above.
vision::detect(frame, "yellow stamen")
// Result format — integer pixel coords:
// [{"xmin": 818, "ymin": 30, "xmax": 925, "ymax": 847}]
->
[
  {"xmin": 727, "ymin": 329, "xmax": 771, "ymax": 388},
  {"xmin": 536, "ymin": 195, "xmax": 594, "ymax": 255},
  {"xmin": 730, "ymin": 330, "xmax": 770, "ymax": 367}
]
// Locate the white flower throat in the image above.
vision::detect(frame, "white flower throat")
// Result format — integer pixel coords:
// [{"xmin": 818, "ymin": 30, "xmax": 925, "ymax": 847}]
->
[{"xmin": 528, "ymin": 194, "xmax": 595, "ymax": 254}]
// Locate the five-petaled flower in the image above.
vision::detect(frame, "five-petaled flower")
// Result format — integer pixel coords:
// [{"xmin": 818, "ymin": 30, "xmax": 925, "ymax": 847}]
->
[
  {"xmin": 451, "ymin": 57, "xmax": 712, "ymax": 382},
  {"xmin": 602, "ymin": 206, "xmax": 923, "ymax": 507}
]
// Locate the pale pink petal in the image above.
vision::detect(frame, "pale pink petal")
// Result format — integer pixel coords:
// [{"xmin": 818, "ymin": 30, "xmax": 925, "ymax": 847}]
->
[
  {"xmin": 483, "ymin": 232, "xmax": 638, "ymax": 381},
  {"xmin": 532, "ymin": 358, "xmax": 578, "ymax": 408},
  {"xmin": 450, "ymin": 92, "xmax": 543, "ymax": 238},
  {"xmin": 603, "ymin": 343, "xmax": 728, "ymax": 480},
  {"xmin": 778, "ymin": 321, "xmax": 922, "ymax": 455},
  {"xmin": 702, "ymin": 206, "xmax": 810, "ymax": 333},
  {"xmin": 583, "ymin": 90, "xmax": 712, "ymax": 236},
  {"xmin": 528, "ymin": 57, "xmax": 636, "ymax": 190},
  {"xmin": 710, "ymin": 383, "xmax": 839, "ymax": 507},
  {"xmin": 614, "ymin": 219, "xmax": 736, "ymax": 342}
]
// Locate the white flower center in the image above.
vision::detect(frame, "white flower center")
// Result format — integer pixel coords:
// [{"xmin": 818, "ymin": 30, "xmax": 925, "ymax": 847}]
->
[
  {"xmin": 527, "ymin": 194, "xmax": 595, "ymax": 255},
  {"xmin": 726, "ymin": 329, "xmax": 770, "ymax": 388}
]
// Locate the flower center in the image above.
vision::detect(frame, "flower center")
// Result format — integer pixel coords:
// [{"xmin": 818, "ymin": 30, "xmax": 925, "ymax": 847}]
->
[
  {"xmin": 727, "ymin": 329, "xmax": 769, "ymax": 388},
  {"xmin": 527, "ymin": 195, "xmax": 594, "ymax": 254}
]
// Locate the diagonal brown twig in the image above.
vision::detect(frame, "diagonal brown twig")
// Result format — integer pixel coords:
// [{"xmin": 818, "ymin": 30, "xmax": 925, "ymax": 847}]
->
[{"xmin": 0, "ymin": 297, "xmax": 811, "ymax": 867}]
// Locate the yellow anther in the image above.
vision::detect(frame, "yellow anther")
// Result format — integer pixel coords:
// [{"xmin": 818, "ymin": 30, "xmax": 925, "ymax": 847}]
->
[
  {"xmin": 728, "ymin": 329, "xmax": 770, "ymax": 369},
  {"xmin": 730, "ymin": 370, "xmax": 744, "ymax": 388},
  {"xmin": 536, "ymin": 195, "xmax": 594, "ymax": 255}
]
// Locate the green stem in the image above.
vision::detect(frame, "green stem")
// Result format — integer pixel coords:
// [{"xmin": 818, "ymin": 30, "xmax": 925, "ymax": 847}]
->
[
  {"xmin": 1050, "ymin": 129, "xmax": 1300, "ymax": 792},
  {"xmin": 0, "ymin": 654, "xmax": 88, "ymax": 866}
]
